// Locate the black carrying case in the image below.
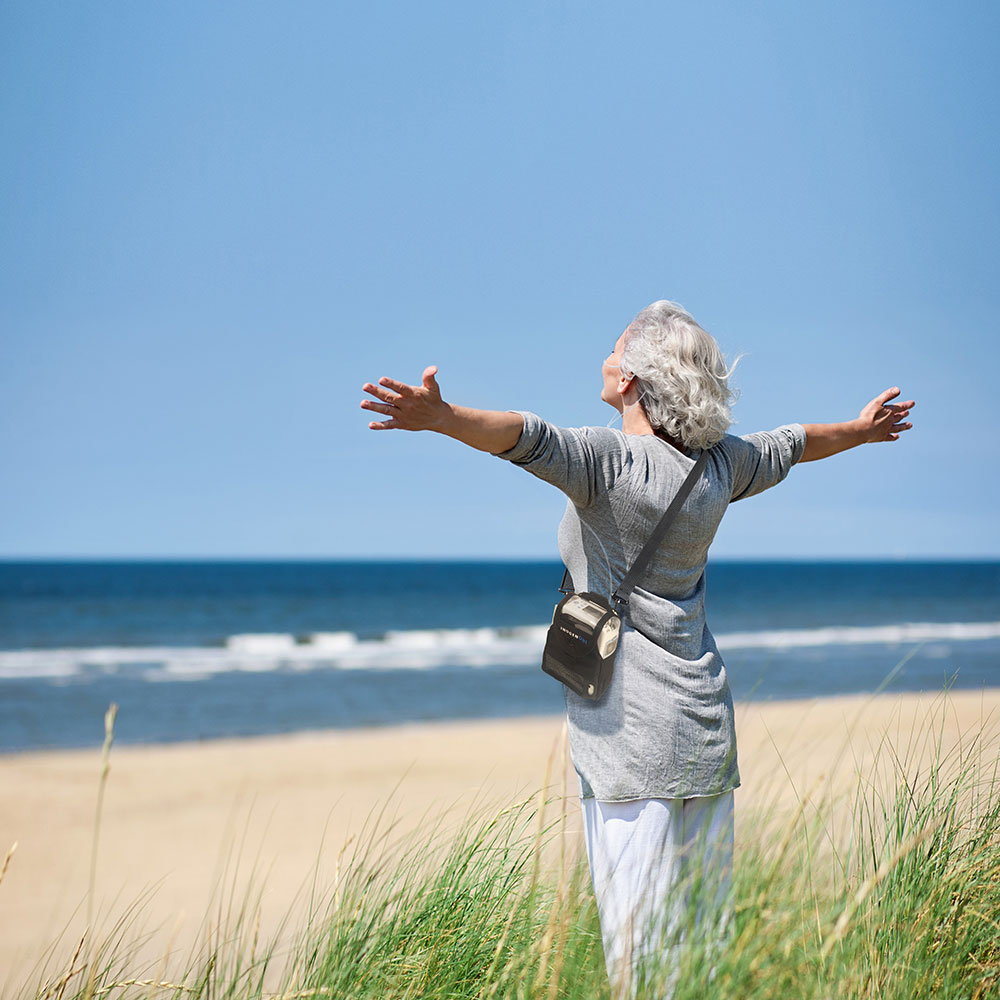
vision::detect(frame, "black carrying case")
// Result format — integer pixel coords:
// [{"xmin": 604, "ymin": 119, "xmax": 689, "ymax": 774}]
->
[{"xmin": 542, "ymin": 590, "xmax": 618, "ymax": 699}]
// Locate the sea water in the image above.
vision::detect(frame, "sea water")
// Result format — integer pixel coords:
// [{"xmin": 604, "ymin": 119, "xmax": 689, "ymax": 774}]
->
[{"xmin": 0, "ymin": 559, "xmax": 997, "ymax": 751}]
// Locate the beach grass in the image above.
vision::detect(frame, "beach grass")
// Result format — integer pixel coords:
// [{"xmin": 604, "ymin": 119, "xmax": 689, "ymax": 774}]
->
[{"xmin": 9, "ymin": 689, "xmax": 1000, "ymax": 1000}]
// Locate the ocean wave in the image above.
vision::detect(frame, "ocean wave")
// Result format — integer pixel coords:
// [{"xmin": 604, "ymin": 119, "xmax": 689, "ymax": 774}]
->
[
  {"xmin": 716, "ymin": 621, "xmax": 1000, "ymax": 649},
  {"xmin": 0, "ymin": 621, "xmax": 998, "ymax": 682}
]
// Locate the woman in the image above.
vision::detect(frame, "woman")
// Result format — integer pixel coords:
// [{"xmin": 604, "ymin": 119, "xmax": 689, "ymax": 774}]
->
[{"xmin": 359, "ymin": 299, "xmax": 914, "ymax": 996}]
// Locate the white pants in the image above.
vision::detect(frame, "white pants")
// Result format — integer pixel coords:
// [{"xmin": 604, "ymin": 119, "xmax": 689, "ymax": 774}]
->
[{"xmin": 581, "ymin": 791, "xmax": 735, "ymax": 999}]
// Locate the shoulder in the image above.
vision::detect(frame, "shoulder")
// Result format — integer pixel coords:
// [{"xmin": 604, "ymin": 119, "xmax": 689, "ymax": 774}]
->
[
  {"xmin": 576, "ymin": 424, "xmax": 630, "ymax": 451},
  {"xmin": 495, "ymin": 413, "xmax": 628, "ymax": 458},
  {"xmin": 712, "ymin": 432, "xmax": 747, "ymax": 461}
]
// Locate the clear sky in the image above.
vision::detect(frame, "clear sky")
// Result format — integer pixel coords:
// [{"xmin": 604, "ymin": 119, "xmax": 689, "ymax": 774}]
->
[{"xmin": 2, "ymin": 1, "xmax": 997, "ymax": 560}]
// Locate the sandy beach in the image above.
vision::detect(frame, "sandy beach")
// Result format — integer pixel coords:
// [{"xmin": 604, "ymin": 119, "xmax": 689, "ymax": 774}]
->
[{"xmin": 2, "ymin": 687, "xmax": 998, "ymax": 994}]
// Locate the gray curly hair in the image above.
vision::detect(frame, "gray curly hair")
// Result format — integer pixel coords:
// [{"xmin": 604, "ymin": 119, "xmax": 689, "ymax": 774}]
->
[{"xmin": 621, "ymin": 300, "xmax": 739, "ymax": 450}]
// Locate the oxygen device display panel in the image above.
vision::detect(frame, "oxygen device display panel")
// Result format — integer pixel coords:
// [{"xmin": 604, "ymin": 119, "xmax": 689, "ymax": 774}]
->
[
  {"xmin": 562, "ymin": 595, "xmax": 608, "ymax": 632},
  {"xmin": 556, "ymin": 595, "xmax": 621, "ymax": 658}
]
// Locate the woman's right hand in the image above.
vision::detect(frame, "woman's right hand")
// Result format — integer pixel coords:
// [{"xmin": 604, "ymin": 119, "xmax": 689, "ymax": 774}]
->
[
  {"xmin": 800, "ymin": 387, "xmax": 915, "ymax": 462},
  {"xmin": 361, "ymin": 366, "xmax": 450, "ymax": 432},
  {"xmin": 856, "ymin": 387, "xmax": 915, "ymax": 443}
]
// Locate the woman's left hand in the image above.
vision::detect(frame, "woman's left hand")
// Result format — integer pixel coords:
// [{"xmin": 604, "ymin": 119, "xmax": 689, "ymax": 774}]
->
[
  {"xmin": 360, "ymin": 368, "xmax": 525, "ymax": 453},
  {"xmin": 360, "ymin": 366, "xmax": 449, "ymax": 431}
]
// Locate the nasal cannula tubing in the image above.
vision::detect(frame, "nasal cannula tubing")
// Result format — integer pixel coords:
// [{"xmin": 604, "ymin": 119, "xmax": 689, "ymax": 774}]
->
[{"xmin": 605, "ymin": 362, "xmax": 648, "ymax": 428}]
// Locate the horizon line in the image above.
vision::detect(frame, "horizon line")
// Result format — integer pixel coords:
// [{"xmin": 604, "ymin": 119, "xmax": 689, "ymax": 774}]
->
[{"xmin": 1, "ymin": 554, "xmax": 998, "ymax": 564}]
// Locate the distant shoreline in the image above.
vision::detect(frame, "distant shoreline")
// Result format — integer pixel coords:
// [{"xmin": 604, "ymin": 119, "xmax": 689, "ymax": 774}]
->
[{"xmin": 3, "ymin": 684, "xmax": 999, "ymax": 760}]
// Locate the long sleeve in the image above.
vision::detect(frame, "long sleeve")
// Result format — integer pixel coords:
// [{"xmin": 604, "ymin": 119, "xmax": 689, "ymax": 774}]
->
[
  {"xmin": 726, "ymin": 424, "xmax": 806, "ymax": 502},
  {"xmin": 493, "ymin": 410, "xmax": 632, "ymax": 508}
]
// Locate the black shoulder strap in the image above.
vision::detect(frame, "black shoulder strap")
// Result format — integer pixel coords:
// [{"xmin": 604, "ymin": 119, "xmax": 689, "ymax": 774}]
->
[{"xmin": 611, "ymin": 449, "xmax": 709, "ymax": 607}]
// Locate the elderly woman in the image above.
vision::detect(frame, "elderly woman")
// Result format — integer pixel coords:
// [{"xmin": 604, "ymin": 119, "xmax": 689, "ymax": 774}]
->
[{"xmin": 360, "ymin": 299, "xmax": 914, "ymax": 996}]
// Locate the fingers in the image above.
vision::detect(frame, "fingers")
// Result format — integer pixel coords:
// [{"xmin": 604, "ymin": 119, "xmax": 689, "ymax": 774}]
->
[
  {"xmin": 377, "ymin": 375, "xmax": 414, "ymax": 396},
  {"xmin": 360, "ymin": 399, "xmax": 397, "ymax": 416},
  {"xmin": 362, "ymin": 381, "xmax": 400, "ymax": 405},
  {"xmin": 875, "ymin": 386, "xmax": 901, "ymax": 406},
  {"xmin": 360, "ymin": 380, "xmax": 403, "ymax": 428},
  {"xmin": 879, "ymin": 418, "xmax": 913, "ymax": 442},
  {"xmin": 865, "ymin": 388, "xmax": 915, "ymax": 447},
  {"xmin": 361, "ymin": 368, "xmax": 441, "ymax": 432}
]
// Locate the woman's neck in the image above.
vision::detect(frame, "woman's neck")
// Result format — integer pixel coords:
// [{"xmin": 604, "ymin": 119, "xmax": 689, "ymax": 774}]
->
[
  {"xmin": 652, "ymin": 427, "xmax": 687, "ymax": 453},
  {"xmin": 621, "ymin": 404, "xmax": 685, "ymax": 453}
]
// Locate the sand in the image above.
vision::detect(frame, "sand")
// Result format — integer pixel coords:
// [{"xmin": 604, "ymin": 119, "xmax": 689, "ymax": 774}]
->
[{"xmin": 2, "ymin": 687, "xmax": 998, "ymax": 994}]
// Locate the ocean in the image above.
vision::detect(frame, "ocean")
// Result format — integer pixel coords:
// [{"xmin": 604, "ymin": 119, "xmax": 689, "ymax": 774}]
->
[{"xmin": 1, "ymin": 559, "xmax": 998, "ymax": 753}]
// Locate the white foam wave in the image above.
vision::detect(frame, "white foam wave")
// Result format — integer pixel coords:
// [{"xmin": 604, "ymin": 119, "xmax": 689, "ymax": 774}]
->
[
  {"xmin": 226, "ymin": 633, "xmax": 298, "ymax": 653},
  {"xmin": 715, "ymin": 621, "xmax": 1000, "ymax": 650},
  {"xmin": 0, "ymin": 621, "xmax": 996, "ymax": 683}
]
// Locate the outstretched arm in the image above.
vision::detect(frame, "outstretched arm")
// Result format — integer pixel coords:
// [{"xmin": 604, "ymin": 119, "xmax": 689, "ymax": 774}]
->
[
  {"xmin": 800, "ymin": 387, "xmax": 915, "ymax": 462},
  {"xmin": 360, "ymin": 366, "xmax": 524, "ymax": 454}
]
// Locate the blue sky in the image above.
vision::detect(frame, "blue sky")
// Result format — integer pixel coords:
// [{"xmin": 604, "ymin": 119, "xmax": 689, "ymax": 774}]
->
[{"xmin": 2, "ymin": 1, "xmax": 997, "ymax": 559}]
